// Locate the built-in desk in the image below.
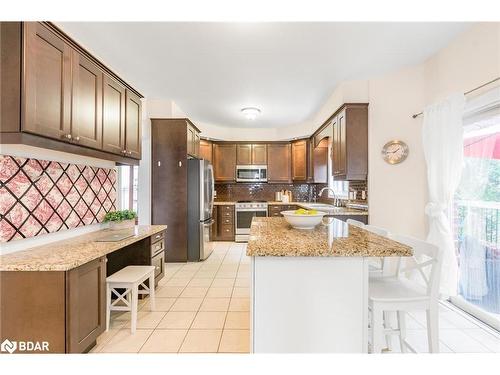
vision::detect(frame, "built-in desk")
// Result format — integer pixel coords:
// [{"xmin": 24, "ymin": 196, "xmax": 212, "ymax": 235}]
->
[{"xmin": 0, "ymin": 225, "xmax": 166, "ymax": 353}]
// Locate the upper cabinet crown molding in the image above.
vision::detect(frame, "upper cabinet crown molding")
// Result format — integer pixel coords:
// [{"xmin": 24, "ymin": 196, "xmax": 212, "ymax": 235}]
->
[{"xmin": 0, "ymin": 22, "xmax": 143, "ymax": 165}]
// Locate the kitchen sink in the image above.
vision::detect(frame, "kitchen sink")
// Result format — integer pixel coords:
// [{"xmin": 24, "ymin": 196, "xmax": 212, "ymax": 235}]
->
[{"xmin": 299, "ymin": 203, "xmax": 342, "ymax": 213}]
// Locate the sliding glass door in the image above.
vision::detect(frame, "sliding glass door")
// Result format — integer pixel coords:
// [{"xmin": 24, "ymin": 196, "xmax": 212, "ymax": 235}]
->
[{"xmin": 452, "ymin": 113, "xmax": 500, "ymax": 330}]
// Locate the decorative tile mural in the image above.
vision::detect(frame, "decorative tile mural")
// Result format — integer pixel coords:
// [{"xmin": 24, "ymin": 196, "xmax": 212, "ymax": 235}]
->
[{"xmin": 0, "ymin": 155, "xmax": 116, "ymax": 242}]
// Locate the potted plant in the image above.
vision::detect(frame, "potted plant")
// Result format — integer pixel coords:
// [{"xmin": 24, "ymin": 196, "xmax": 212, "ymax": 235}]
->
[{"xmin": 104, "ymin": 209, "xmax": 137, "ymax": 230}]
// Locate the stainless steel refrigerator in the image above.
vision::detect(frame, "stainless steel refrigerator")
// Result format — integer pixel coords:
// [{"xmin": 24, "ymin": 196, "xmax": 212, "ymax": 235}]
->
[{"xmin": 187, "ymin": 159, "xmax": 215, "ymax": 261}]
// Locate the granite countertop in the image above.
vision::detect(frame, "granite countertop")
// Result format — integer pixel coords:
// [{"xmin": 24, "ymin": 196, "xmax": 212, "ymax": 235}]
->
[
  {"xmin": 214, "ymin": 200, "xmax": 368, "ymax": 215},
  {"xmin": 0, "ymin": 225, "xmax": 167, "ymax": 272},
  {"xmin": 246, "ymin": 217, "xmax": 411, "ymax": 257}
]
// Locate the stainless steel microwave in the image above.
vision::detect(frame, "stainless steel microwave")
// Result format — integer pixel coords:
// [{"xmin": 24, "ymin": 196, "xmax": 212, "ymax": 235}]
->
[{"xmin": 236, "ymin": 165, "xmax": 267, "ymax": 182}]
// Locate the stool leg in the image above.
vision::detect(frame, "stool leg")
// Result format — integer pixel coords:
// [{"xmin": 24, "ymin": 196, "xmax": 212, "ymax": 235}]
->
[
  {"xmin": 397, "ymin": 311, "xmax": 407, "ymax": 353},
  {"xmin": 427, "ymin": 304, "xmax": 439, "ymax": 353},
  {"xmin": 372, "ymin": 306, "xmax": 384, "ymax": 354},
  {"xmin": 149, "ymin": 273, "xmax": 156, "ymax": 311},
  {"xmin": 130, "ymin": 286, "xmax": 139, "ymax": 334},
  {"xmin": 106, "ymin": 285, "xmax": 111, "ymax": 331},
  {"xmin": 384, "ymin": 311, "xmax": 397, "ymax": 351}
]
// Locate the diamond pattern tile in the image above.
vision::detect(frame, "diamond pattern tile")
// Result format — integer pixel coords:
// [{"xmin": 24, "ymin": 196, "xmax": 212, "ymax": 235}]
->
[{"xmin": 0, "ymin": 155, "xmax": 116, "ymax": 242}]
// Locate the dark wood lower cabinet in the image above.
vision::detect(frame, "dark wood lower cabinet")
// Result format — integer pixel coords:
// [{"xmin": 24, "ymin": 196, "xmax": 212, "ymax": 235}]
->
[
  {"xmin": 0, "ymin": 232, "xmax": 166, "ymax": 354},
  {"xmin": 210, "ymin": 205, "xmax": 235, "ymax": 241},
  {"xmin": 0, "ymin": 256, "xmax": 106, "ymax": 354},
  {"xmin": 333, "ymin": 215, "xmax": 368, "ymax": 225},
  {"xmin": 268, "ymin": 204, "xmax": 299, "ymax": 217},
  {"xmin": 66, "ymin": 257, "xmax": 106, "ymax": 353}
]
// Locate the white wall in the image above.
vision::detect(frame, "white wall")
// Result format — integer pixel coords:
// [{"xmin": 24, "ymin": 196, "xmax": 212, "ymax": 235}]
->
[
  {"xmin": 369, "ymin": 23, "xmax": 500, "ymax": 238},
  {"xmin": 0, "ymin": 145, "xmax": 115, "ymax": 255}
]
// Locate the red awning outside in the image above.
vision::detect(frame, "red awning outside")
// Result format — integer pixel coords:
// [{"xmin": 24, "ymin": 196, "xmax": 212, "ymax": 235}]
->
[{"xmin": 464, "ymin": 133, "xmax": 500, "ymax": 160}]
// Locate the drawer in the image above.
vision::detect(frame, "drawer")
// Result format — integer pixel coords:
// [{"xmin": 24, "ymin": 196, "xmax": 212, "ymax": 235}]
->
[
  {"xmin": 220, "ymin": 205, "xmax": 234, "ymax": 211},
  {"xmin": 270, "ymin": 212, "xmax": 282, "ymax": 217},
  {"xmin": 221, "ymin": 216, "xmax": 233, "ymax": 225},
  {"xmin": 219, "ymin": 224, "xmax": 234, "ymax": 236},
  {"xmin": 151, "ymin": 231, "xmax": 164, "ymax": 245},
  {"xmin": 268, "ymin": 205, "xmax": 282, "ymax": 212},
  {"xmin": 151, "ymin": 239, "xmax": 165, "ymax": 256},
  {"xmin": 221, "ymin": 210, "xmax": 234, "ymax": 219}
]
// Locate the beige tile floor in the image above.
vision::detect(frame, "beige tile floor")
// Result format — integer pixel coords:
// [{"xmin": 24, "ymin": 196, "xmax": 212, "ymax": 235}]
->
[
  {"xmin": 91, "ymin": 241, "xmax": 500, "ymax": 354},
  {"xmin": 92, "ymin": 241, "xmax": 251, "ymax": 353}
]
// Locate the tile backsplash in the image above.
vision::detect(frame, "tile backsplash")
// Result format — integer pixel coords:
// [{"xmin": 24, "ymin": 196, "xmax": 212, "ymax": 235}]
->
[
  {"xmin": 215, "ymin": 183, "xmax": 327, "ymax": 202},
  {"xmin": 0, "ymin": 155, "xmax": 117, "ymax": 242}
]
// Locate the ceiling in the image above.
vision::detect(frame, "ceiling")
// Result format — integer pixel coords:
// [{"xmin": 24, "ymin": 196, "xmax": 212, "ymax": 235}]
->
[{"xmin": 57, "ymin": 22, "xmax": 470, "ymax": 128}]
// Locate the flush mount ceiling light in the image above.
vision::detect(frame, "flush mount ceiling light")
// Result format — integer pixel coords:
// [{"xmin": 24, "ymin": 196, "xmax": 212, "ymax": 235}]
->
[{"xmin": 241, "ymin": 107, "xmax": 261, "ymax": 120}]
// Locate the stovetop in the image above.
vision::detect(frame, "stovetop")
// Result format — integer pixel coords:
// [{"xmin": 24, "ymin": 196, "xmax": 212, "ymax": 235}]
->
[{"xmin": 237, "ymin": 200, "xmax": 267, "ymax": 203}]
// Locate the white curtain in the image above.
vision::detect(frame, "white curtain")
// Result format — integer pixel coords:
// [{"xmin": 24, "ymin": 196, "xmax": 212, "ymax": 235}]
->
[{"xmin": 422, "ymin": 93, "xmax": 465, "ymax": 296}]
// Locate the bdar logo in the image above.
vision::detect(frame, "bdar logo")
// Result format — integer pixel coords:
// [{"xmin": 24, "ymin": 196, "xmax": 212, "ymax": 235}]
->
[{"xmin": 1, "ymin": 339, "xmax": 17, "ymax": 354}]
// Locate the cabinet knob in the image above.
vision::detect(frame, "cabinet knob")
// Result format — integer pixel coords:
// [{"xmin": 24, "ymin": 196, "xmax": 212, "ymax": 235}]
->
[
  {"xmin": 122, "ymin": 150, "xmax": 127, "ymax": 154},
  {"xmin": 64, "ymin": 134, "xmax": 72, "ymax": 140},
  {"xmin": 74, "ymin": 136, "xmax": 80, "ymax": 142},
  {"xmin": 128, "ymin": 151, "xmax": 132, "ymax": 155}
]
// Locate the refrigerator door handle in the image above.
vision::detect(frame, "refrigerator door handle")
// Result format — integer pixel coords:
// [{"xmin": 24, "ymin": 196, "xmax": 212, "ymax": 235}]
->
[
  {"xmin": 203, "ymin": 219, "xmax": 215, "ymax": 227},
  {"xmin": 208, "ymin": 163, "xmax": 215, "ymax": 214}
]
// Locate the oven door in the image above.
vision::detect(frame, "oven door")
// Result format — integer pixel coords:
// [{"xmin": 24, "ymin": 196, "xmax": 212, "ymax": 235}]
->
[
  {"xmin": 151, "ymin": 250, "xmax": 165, "ymax": 286},
  {"xmin": 235, "ymin": 209, "xmax": 268, "ymax": 235}
]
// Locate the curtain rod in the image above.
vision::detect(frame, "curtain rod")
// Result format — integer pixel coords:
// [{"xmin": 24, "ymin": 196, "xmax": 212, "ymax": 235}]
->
[{"xmin": 411, "ymin": 76, "xmax": 500, "ymax": 119}]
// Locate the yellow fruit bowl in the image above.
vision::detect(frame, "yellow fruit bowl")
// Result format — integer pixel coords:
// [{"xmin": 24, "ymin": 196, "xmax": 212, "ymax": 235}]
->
[{"xmin": 281, "ymin": 210, "xmax": 327, "ymax": 230}]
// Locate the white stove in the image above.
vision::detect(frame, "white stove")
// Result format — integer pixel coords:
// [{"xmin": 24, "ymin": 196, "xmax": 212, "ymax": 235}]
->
[{"xmin": 235, "ymin": 201, "xmax": 268, "ymax": 242}]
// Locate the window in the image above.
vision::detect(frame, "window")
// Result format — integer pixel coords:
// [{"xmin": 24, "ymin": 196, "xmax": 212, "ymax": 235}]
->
[
  {"xmin": 452, "ymin": 112, "xmax": 500, "ymax": 330},
  {"xmin": 118, "ymin": 165, "xmax": 138, "ymax": 213}
]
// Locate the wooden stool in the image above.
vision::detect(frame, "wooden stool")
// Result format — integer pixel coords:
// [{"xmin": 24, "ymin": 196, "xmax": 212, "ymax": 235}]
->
[{"xmin": 106, "ymin": 265, "xmax": 156, "ymax": 334}]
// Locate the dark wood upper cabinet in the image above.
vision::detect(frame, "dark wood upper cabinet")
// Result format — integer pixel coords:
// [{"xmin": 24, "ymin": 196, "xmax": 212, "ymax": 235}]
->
[
  {"xmin": 237, "ymin": 144, "xmax": 252, "ymax": 165},
  {"xmin": 1, "ymin": 22, "xmax": 143, "ymax": 164},
  {"xmin": 199, "ymin": 139, "xmax": 213, "ymax": 162},
  {"xmin": 252, "ymin": 144, "xmax": 267, "ymax": 164},
  {"xmin": 330, "ymin": 104, "xmax": 368, "ymax": 180},
  {"xmin": 102, "ymin": 75, "xmax": 126, "ymax": 155},
  {"xmin": 213, "ymin": 144, "xmax": 237, "ymax": 182},
  {"xmin": 313, "ymin": 138, "xmax": 329, "ymax": 183},
  {"xmin": 267, "ymin": 143, "xmax": 291, "ymax": 183},
  {"xmin": 125, "ymin": 90, "xmax": 142, "ymax": 159},
  {"xmin": 66, "ymin": 256, "xmax": 106, "ymax": 353},
  {"xmin": 71, "ymin": 52, "xmax": 103, "ymax": 150},
  {"xmin": 23, "ymin": 22, "xmax": 72, "ymax": 141},
  {"xmin": 186, "ymin": 123, "xmax": 200, "ymax": 158},
  {"xmin": 292, "ymin": 139, "xmax": 308, "ymax": 181}
]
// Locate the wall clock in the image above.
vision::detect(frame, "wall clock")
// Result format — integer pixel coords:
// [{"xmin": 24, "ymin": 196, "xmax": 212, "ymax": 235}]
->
[{"xmin": 381, "ymin": 140, "xmax": 409, "ymax": 164}]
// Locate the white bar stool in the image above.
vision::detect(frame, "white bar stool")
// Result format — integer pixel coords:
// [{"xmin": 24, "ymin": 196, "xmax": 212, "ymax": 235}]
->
[
  {"xmin": 369, "ymin": 234, "xmax": 443, "ymax": 353},
  {"xmin": 106, "ymin": 265, "xmax": 156, "ymax": 334}
]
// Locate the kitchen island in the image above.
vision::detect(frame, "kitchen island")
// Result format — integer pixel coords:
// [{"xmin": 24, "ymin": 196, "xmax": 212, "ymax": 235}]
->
[{"xmin": 246, "ymin": 217, "xmax": 411, "ymax": 353}]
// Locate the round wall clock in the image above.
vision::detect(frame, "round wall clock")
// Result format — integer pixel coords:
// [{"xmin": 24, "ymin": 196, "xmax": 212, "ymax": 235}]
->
[{"xmin": 381, "ymin": 140, "xmax": 409, "ymax": 164}]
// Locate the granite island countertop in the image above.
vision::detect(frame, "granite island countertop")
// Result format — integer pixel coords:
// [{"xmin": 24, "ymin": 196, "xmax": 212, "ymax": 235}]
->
[
  {"xmin": 246, "ymin": 217, "xmax": 411, "ymax": 257},
  {"xmin": 0, "ymin": 225, "xmax": 167, "ymax": 272}
]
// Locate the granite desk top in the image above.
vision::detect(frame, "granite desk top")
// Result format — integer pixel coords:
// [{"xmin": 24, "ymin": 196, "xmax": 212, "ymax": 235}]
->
[
  {"xmin": 246, "ymin": 218, "xmax": 411, "ymax": 257},
  {"xmin": 0, "ymin": 225, "xmax": 167, "ymax": 271}
]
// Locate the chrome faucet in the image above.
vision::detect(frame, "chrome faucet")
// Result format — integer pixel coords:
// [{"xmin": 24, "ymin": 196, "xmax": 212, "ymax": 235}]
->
[{"xmin": 318, "ymin": 187, "xmax": 336, "ymax": 201}]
